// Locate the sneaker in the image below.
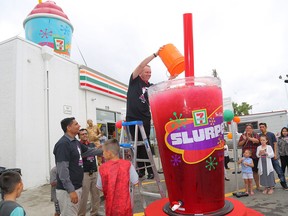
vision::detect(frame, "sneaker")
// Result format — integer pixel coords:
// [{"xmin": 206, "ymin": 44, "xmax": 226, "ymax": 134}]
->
[
  {"xmin": 138, "ymin": 172, "xmax": 145, "ymax": 178},
  {"xmin": 280, "ymin": 181, "xmax": 288, "ymax": 190},
  {"xmin": 147, "ymin": 173, "xmax": 154, "ymax": 179},
  {"xmin": 232, "ymin": 171, "xmax": 242, "ymax": 174},
  {"xmin": 225, "ymin": 177, "xmax": 230, "ymax": 181}
]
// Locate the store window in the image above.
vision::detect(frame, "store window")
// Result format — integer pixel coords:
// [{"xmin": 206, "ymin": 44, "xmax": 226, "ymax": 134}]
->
[
  {"xmin": 96, "ymin": 109, "xmax": 116, "ymax": 122},
  {"xmin": 96, "ymin": 109, "xmax": 122, "ymax": 139}
]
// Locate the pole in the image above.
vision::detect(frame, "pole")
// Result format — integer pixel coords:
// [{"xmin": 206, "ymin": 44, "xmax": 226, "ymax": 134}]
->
[
  {"xmin": 231, "ymin": 121, "xmax": 239, "ymax": 191},
  {"xmin": 232, "ymin": 121, "xmax": 248, "ymax": 197}
]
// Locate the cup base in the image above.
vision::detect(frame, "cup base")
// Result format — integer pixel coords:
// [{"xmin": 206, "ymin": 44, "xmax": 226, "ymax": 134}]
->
[{"xmin": 163, "ymin": 200, "xmax": 234, "ymax": 216}]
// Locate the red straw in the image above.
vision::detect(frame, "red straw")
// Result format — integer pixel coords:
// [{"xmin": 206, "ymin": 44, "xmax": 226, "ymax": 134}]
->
[{"xmin": 183, "ymin": 13, "xmax": 194, "ymax": 77}]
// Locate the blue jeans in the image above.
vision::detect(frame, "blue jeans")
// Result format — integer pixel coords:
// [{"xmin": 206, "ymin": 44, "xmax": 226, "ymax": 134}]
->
[{"xmin": 272, "ymin": 158, "xmax": 286, "ymax": 183}]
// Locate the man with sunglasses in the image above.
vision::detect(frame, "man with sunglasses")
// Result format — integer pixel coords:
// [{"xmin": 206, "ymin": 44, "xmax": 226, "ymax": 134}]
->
[{"xmin": 78, "ymin": 128, "xmax": 102, "ymax": 216}]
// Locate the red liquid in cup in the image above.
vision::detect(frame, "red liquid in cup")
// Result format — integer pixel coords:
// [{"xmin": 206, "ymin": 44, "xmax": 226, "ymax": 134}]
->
[{"xmin": 149, "ymin": 77, "xmax": 224, "ymax": 214}]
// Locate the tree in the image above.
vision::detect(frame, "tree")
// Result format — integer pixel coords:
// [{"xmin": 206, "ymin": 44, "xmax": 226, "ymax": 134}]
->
[
  {"xmin": 212, "ymin": 69, "xmax": 218, "ymax": 78},
  {"xmin": 232, "ymin": 102, "xmax": 252, "ymax": 116}
]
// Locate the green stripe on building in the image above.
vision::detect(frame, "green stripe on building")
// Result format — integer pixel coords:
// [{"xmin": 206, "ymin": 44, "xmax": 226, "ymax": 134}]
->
[{"xmin": 80, "ymin": 75, "xmax": 127, "ymax": 96}]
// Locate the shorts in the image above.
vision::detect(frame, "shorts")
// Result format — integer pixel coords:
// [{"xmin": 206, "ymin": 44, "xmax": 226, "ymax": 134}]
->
[
  {"xmin": 252, "ymin": 158, "xmax": 259, "ymax": 173},
  {"xmin": 242, "ymin": 172, "xmax": 253, "ymax": 179}
]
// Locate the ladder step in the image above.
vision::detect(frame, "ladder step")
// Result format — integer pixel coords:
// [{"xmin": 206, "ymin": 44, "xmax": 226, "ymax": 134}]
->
[
  {"xmin": 136, "ymin": 165, "xmax": 155, "ymax": 170},
  {"xmin": 120, "ymin": 143, "xmax": 133, "ymax": 148},
  {"xmin": 122, "ymin": 121, "xmax": 143, "ymax": 126},
  {"xmin": 136, "ymin": 159, "xmax": 155, "ymax": 163}
]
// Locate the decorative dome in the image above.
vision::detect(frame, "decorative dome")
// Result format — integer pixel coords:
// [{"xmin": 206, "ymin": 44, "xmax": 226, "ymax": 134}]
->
[
  {"xmin": 27, "ymin": 1, "xmax": 70, "ymax": 21},
  {"xmin": 23, "ymin": 0, "xmax": 74, "ymax": 57}
]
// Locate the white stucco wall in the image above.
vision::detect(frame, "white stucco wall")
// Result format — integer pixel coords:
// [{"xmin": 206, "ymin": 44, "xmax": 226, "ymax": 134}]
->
[
  {"xmin": 0, "ymin": 38, "xmax": 47, "ymax": 188},
  {"xmin": 0, "ymin": 37, "xmax": 127, "ymax": 189},
  {"xmin": 0, "ymin": 39, "xmax": 17, "ymax": 168}
]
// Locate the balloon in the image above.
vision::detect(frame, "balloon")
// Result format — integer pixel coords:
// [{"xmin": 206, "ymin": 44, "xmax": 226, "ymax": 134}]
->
[
  {"xmin": 227, "ymin": 132, "xmax": 233, "ymax": 139},
  {"xmin": 233, "ymin": 116, "xmax": 241, "ymax": 123},
  {"xmin": 227, "ymin": 121, "xmax": 231, "ymax": 125},
  {"xmin": 223, "ymin": 110, "xmax": 234, "ymax": 122},
  {"xmin": 116, "ymin": 120, "xmax": 122, "ymax": 129}
]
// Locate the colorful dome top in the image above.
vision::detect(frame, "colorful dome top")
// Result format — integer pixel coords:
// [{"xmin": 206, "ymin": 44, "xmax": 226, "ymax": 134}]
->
[
  {"xmin": 28, "ymin": 1, "xmax": 69, "ymax": 20},
  {"xmin": 23, "ymin": 0, "xmax": 73, "ymax": 31}
]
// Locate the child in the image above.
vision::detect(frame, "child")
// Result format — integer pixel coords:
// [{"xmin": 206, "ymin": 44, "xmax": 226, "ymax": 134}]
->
[
  {"xmin": 224, "ymin": 140, "xmax": 230, "ymax": 170},
  {"xmin": 96, "ymin": 139, "xmax": 139, "ymax": 216},
  {"xmin": 238, "ymin": 149, "xmax": 254, "ymax": 195},
  {"xmin": 224, "ymin": 168, "xmax": 230, "ymax": 181},
  {"xmin": 0, "ymin": 171, "xmax": 26, "ymax": 216},
  {"xmin": 256, "ymin": 134, "xmax": 275, "ymax": 195},
  {"xmin": 99, "ymin": 131, "xmax": 108, "ymax": 146},
  {"xmin": 99, "ymin": 131, "xmax": 108, "ymax": 165},
  {"xmin": 50, "ymin": 166, "xmax": 60, "ymax": 216}
]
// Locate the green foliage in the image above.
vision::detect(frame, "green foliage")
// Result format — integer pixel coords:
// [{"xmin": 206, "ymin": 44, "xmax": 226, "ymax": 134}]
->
[
  {"xmin": 212, "ymin": 69, "xmax": 218, "ymax": 78},
  {"xmin": 232, "ymin": 102, "xmax": 252, "ymax": 116}
]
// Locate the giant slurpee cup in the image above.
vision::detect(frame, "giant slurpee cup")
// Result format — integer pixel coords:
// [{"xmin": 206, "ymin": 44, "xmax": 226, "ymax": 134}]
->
[{"xmin": 148, "ymin": 77, "xmax": 232, "ymax": 215}]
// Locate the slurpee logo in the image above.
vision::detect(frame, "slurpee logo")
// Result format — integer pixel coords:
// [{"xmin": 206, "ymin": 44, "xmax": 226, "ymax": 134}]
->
[
  {"xmin": 54, "ymin": 38, "xmax": 66, "ymax": 51},
  {"xmin": 165, "ymin": 107, "xmax": 224, "ymax": 164}
]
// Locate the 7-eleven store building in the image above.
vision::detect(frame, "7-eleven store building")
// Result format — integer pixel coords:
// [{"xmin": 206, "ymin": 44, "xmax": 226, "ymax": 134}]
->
[{"xmin": 0, "ymin": 37, "xmax": 127, "ymax": 188}]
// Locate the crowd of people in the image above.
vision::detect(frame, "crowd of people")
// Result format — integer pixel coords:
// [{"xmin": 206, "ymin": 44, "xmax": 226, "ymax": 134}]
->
[
  {"xmin": 46, "ymin": 50, "xmax": 164, "ymax": 216},
  {"xmin": 230, "ymin": 122, "xmax": 288, "ymax": 196},
  {"xmin": 47, "ymin": 50, "xmax": 162, "ymax": 216},
  {"xmin": 51, "ymin": 117, "xmax": 140, "ymax": 216}
]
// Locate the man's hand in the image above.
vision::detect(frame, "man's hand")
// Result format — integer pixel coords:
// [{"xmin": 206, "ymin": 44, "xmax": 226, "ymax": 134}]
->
[
  {"xmin": 168, "ymin": 75, "xmax": 178, "ymax": 80},
  {"xmin": 69, "ymin": 191, "xmax": 78, "ymax": 204},
  {"xmin": 156, "ymin": 46, "xmax": 164, "ymax": 56},
  {"xmin": 50, "ymin": 182, "xmax": 57, "ymax": 187}
]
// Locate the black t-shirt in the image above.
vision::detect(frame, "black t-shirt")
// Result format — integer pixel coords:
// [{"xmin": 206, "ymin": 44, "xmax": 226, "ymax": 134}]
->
[
  {"xmin": 126, "ymin": 74, "xmax": 152, "ymax": 121},
  {"xmin": 53, "ymin": 135, "xmax": 86, "ymax": 190},
  {"xmin": 81, "ymin": 142, "xmax": 97, "ymax": 173}
]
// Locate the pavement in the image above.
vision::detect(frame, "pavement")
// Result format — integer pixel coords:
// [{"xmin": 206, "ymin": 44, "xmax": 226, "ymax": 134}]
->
[{"xmin": 14, "ymin": 151, "xmax": 288, "ymax": 216}]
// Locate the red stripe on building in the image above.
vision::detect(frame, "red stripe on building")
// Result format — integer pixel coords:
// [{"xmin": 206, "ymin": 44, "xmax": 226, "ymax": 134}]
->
[{"xmin": 80, "ymin": 82, "xmax": 127, "ymax": 100}]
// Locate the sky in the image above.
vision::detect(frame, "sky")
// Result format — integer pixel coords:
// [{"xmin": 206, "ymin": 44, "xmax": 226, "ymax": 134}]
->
[{"xmin": 1, "ymin": 0, "xmax": 288, "ymax": 114}]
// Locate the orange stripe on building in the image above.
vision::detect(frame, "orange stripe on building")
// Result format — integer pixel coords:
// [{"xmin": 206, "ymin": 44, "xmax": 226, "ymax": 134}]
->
[{"xmin": 80, "ymin": 69, "xmax": 128, "ymax": 91}]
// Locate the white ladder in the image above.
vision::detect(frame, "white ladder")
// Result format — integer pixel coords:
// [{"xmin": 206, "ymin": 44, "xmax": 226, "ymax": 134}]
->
[{"xmin": 119, "ymin": 121, "xmax": 166, "ymax": 209}]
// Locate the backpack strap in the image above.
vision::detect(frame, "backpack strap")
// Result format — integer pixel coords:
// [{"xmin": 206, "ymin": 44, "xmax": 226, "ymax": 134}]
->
[{"xmin": 0, "ymin": 200, "xmax": 25, "ymax": 215}]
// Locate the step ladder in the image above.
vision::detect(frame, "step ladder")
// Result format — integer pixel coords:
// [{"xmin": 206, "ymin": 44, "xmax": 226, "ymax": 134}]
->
[{"xmin": 119, "ymin": 121, "xmax": 166, "ymax": 209}]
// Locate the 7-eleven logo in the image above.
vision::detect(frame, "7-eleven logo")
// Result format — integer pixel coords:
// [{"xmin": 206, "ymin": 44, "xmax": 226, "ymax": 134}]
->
[
  {"xmin": 192, "ymin": 109, "xmax": 208, "ymax": 126},
  {"xmin": 54, "ymin": 38, "xmax": 65, "ymax": 51}
]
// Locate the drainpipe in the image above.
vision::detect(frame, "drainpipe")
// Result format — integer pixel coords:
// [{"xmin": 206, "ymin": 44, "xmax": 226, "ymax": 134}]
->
[{"xmin": 41, "ymin": 46, "xmax": 54, "ymax": 181}]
